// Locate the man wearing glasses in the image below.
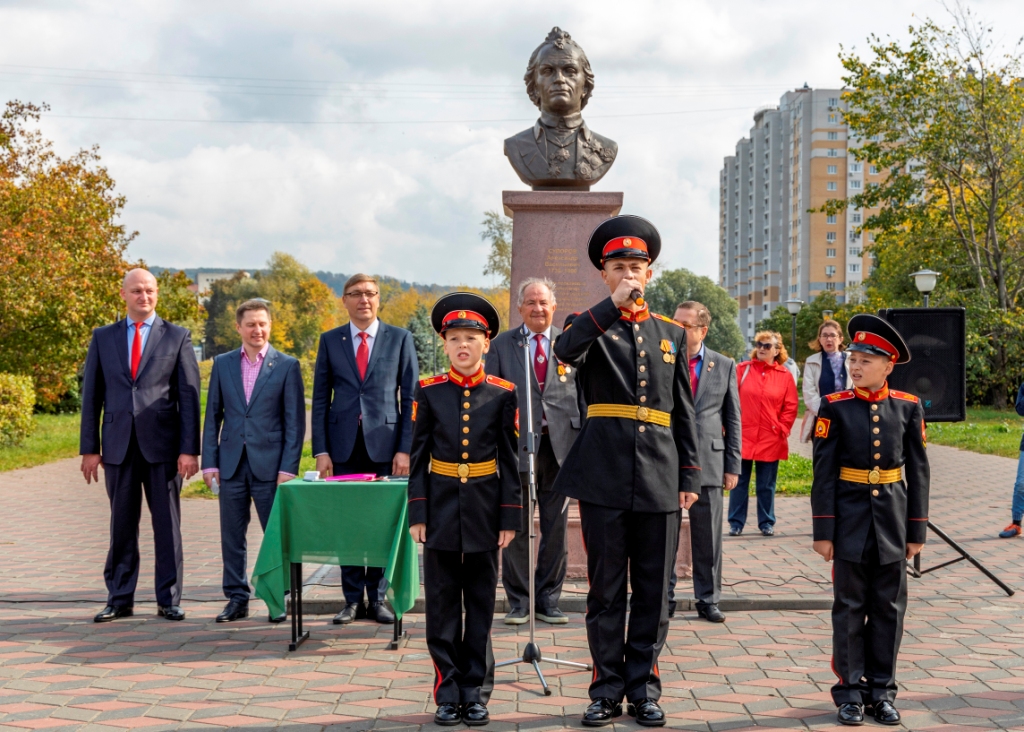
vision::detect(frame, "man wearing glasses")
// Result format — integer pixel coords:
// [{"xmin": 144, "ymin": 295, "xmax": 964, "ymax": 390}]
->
[
  {"xmin": 666, "ymin": 302, "xmax": 741, "ymax": 623},
  {"xmin": 312, "ymin": 274, "xmax": 419, "ymax": 625}
]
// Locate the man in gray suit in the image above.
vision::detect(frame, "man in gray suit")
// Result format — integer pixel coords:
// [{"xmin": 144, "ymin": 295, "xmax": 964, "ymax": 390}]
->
[
  {"xmin": 485, "ymin": 278, "xmax": 582, "ymax": 624},
  {"xmin": 668, "ymin": 301, "xmax": 742, "ymax": 623},
  {"xmin": 202, "ymin": 299, "xmax": 306, "ymax": 623}
]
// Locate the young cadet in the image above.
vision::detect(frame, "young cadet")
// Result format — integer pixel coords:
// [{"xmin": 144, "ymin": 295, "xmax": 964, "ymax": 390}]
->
[
  {"xmin": 811, "ymin": 314, "xmax": 929, "ymax": 727},
  {"xmin": 407, "ymin": 292, "xmax": 521, "ymax": 727},
  {"xmin": 552, "ymin": 215, "xmax": 701, "ymax": 728}
]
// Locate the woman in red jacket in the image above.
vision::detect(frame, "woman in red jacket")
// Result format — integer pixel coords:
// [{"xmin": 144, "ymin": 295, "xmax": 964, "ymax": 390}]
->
[{"xmin": 728, "ymin": 330, "xmax": 799, "ymax": 537}]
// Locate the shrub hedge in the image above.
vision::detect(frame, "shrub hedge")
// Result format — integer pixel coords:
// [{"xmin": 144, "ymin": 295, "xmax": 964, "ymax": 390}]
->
[{"xmin": 0, "ymin": 374, "xmax": 36, "ymax": 447}]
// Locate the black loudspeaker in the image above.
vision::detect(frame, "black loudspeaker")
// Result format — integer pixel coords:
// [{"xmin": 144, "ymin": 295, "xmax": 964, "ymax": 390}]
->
[{"xmin": 877, "ymin": 307, "xmax": 966, "ymax": 422}]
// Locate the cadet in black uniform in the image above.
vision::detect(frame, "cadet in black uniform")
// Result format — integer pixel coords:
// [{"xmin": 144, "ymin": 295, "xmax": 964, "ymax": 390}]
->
[
  {"xmin": 407, "ymin": 293, "xmax": 521, "ymax": 727},
  {"xmin": 811, "ymin": 314, "xmax": 929, "ymax": 727},
  {"xmin": 552, "ymin": 216, "xmax": 702, "ymax": 728}
]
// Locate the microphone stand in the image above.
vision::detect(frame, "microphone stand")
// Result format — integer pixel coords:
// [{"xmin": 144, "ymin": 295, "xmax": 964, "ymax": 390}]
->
[{"xmin": 495, "ymin": 326, "xmax": 592, "ymax": 695}]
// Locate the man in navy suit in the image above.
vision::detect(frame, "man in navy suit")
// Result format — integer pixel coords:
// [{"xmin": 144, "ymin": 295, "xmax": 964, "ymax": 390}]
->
[
  {"xmin": 80, "ymin": 268, "xmax": 202, "ymax": 623},
  {"xmin": 201, "ymin": 300, "xmax": 306, "ymax": 623},
  {"xmin": 312, "ymin": 274, "xmax": 419, "ymax": 625}
]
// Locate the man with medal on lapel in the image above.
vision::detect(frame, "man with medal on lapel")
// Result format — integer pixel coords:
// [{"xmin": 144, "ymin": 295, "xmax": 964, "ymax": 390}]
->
[{"xmin": 552, "ymin": 215, "xmax": 701, "ymax": 727}]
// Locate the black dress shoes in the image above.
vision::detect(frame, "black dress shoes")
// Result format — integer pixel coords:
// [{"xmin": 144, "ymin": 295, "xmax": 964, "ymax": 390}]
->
[
  {"xmin": 367, "ymin": 601, "xmax": 395, "ymax": 624},
  {"xmin": 333, "ymin": 602, "xmax": 364, "ymax": 624},
  {"xmin": 157, "ymin": 605, "xmax": 185, "ymax": 621},
  {"xmin": 434, "ymin": 702, "xmax": 461, "ymax": 726},
  {"xmin": 216, "ymin": 601, "xmax": 249, "ymax": 623},
  {"xmin": 581, "ymin": 698, "xmax": 622, "ymax": 727},
  {"xmin": 461, "ymin": 701, "xmax": 489, "ymax": 726},
  {"xmin": 869, "ymin": 701, "xmax": 901, "ymax": 725},
  {"xmin": 627, "ymin": 698, "xmax": 666, "ymax": 727},
  {"xmin": 697, "ymin": 603, "xmax": 726, "ymax": 623},
  {"xmin": 837, "ymin": 702, "xmax": 864, "ymax": 726},
  {"xmin": 94, "ymin": 605, "xmax": 133, "ymax": 623}
]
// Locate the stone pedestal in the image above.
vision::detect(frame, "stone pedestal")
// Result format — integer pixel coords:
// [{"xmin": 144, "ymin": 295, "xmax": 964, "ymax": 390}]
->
[{"xmin": 503, "ymin": 190, "xmax": 623, "ymax": 328}]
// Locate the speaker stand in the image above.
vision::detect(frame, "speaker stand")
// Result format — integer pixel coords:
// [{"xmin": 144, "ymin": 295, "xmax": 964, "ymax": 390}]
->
[{"xmin": 906, "ymin": 521, "xmax": 1014, "ymax": 596}]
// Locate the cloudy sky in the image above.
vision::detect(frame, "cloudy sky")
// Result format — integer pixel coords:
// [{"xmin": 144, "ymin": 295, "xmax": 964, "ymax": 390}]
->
[{"xmin": 2, "ymin": 0, "xmax": 1023, "ymax": 286}]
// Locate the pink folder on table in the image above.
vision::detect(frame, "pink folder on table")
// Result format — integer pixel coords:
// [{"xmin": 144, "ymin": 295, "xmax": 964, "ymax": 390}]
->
[{"xmin": 325, "ymin": 473, "xmax": 377, "ymax": 482}]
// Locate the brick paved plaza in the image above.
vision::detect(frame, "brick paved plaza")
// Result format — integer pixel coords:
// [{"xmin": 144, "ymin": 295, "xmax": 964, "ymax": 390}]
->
[{"xmin": 2, "ymin": 438, "xmax": 1022, "ymax": 730}]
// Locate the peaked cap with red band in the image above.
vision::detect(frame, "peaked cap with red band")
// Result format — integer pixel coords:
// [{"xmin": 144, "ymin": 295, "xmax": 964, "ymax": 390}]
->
[
  {"xmin": 587, "ymin": 215, "xmax": 662, "ymax": 270},
  {"xmin": 846, "ymin": 313, "xmax": 911, "ymax": 364},
  {"xmin": 431, "ymin": 292, "xmax": 501, "ymax": 338}
]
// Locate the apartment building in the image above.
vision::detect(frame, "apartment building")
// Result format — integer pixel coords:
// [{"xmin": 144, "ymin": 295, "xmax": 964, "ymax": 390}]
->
[{"xmin": 720, "ymin": 85, "xmax": 876, "ymax": 342}]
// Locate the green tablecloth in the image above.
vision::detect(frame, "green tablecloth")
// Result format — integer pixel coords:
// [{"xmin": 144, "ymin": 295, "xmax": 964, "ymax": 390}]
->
[{"xmin": 251, "ymin": 479, "xmax": 419, "ymax": 620}]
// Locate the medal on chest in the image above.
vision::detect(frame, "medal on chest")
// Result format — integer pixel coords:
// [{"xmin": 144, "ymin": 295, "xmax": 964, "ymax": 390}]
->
[{"xmin": 660, "ymin": 339, "xmax": 677, "ymax": 364}]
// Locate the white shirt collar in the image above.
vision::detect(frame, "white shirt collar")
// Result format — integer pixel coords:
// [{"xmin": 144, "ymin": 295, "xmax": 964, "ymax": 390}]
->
[
  {"xmin": 524, "ymin": 324, "xmax": 552, "ymax": 342},
  {"xmin": 350, "ymin": 319, "xmax": 380, "ymax": 340}
]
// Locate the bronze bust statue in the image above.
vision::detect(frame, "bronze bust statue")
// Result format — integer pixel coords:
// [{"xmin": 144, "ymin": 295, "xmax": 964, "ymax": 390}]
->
[{"xmin": 504, "ymin": 27, "xmax": 617, "ymax": 191}]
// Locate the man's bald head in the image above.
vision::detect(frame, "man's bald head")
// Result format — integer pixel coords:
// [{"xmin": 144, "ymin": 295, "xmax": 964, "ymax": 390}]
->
[{"xmin": 120, "ymin": 268, "xmax": 159, "ymax": 322}]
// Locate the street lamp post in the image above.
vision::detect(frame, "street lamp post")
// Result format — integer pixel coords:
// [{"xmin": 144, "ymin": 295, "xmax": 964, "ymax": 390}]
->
[
  {"xmin": 910, "ymin": 269, "xmax": 940, "ymax": 308},
  {"xmin": 785, "ymin": 299, "xmax": 804, "ymax": 360}
]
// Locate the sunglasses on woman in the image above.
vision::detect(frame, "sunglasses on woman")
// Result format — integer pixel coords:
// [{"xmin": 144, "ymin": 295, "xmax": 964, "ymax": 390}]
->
[{"xmin": 755, "ymin": 342, "xmax": 777, "ymax": 350}]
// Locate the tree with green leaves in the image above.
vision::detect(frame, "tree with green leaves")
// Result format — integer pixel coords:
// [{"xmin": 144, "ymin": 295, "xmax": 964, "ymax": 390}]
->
[
  {"xmin": 826, "ymin": 9, "xmax": 1024, "ymax": 406},
  {"xmin": 407, "ymin": 304, "xmax": 448, "ymax": 377},
  {"xmin": 644, "ymin": 267, "xmax": 746, "ymax": 358},
  {"xmin": 155, "ymin": 269, "xmax": 205, "ymax": 344},
  {"xmin": 0, "ymin": 101, "xmax": 133, "ymax": 409},
  {"xmin": 480, "ymin": 210, "xmax": 512, "ymax": 289}
]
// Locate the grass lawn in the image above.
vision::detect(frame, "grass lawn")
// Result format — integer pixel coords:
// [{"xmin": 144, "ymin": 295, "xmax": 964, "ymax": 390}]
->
[
  {"xmin": 0, "ymin": 413, "xmax": 81, "ymax": 473},
  {"xmin": 928, "ymin": 407, "xmax": 1023, "ymax": 459},
  {"xmin": 182, "ymin": 443, "xmax": 318, "ymax": 499},
  {"xmin": 739, "ymin": 455, "xmax": 814, "ymax": 497}
]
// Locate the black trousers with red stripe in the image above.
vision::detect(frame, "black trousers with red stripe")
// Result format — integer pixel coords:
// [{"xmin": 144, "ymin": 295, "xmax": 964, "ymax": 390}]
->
[
  {"xmin": 830, "ymin": 529, "xmax": 908, "ymax": 706},
  {"xmin": 424, "ymin": 548, "xmax": 498, "ymax": 705},
  {"xmin": 579, "ymin": 502, "xmax": 677, "ymax": 703}
]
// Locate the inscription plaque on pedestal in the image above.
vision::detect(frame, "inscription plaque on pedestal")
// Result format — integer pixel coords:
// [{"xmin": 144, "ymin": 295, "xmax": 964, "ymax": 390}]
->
[{"xmin": 503, "ymin": 190, "xmax": 623, "ymax": 328}]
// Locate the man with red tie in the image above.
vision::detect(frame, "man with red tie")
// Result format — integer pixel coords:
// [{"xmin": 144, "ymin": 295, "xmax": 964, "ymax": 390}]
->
[
  {"xmin": 80, "ymin": 268, "xmax": 202, "ymax": 623},
  {"xmin": 311, "ymin": 274, "xmax": 419, "ymax": 625}
]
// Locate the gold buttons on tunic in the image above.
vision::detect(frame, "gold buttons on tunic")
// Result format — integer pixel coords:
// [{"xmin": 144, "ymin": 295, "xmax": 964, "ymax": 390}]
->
[
  {"xmin": 874, "ymin": 453, "xmax": 881, "ymax": 459},
  {"xmin": 637, "ymin": 336, "xmax": 644, "ymax": 343},
  {"xmin": 639, "ymin": 365, "xmax": 646, "ymax": 372},
  {"xmin": 872, "ymin": 489, "xmax": 880, "ymax": 497},
  {"xmin": 640, "ymin": 396, "xmax": 647, "ymax": 403},
  {"xmin": 462, "ymin": 452, "xmax": 469, "ymax": 459},
  {"xmin": 464, "ymin": 390, "xmax": 471, "ymax": 397},
  {"xmin": 634, "ymin": 324, "xmax": 640, "ymax": 331},
  {"xmin": 873, "ymin": 415, "xmax": 880, "ymax": 422},
  {"xmin": 640, "ymin": 380, "xmax": 647, "ymax": 387},
  {"xmin": 871, "ymin": 404, "xmax": 878, "ymax": 411},
  {"xmin": 462, "ymin": 414, "xmax": 470, "ymax": 422},
  {"xmin": 463, "ymin": 426, "xmax": 470, "ymax": 434},
  {"xmin": 639, "ymin": 351, "xmax": 646, "ymax": 357},
  {"xmin": 638, "ymin": 425, "xmax": 646, "ymax": 433},
  {"xmin": 462, "ymin": 439, "xmax": 469, "ymax": 446},
  {"xmin": 874, "ymin": 439, "xmax": 881, "ymax": 446},
  {"xmin": 873, "ymin": 427, "xmax": 880, "ymax": 434},
  {"xmin": 463, "ymin": 402, "xmax": 470, "ymax": 409}
]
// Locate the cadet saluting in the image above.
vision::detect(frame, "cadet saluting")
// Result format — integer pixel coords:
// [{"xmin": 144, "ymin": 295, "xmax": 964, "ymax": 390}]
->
[
  {"xmin": 811, "ymin": 314, "xmax": 929, "ymax": 727},
  {"xmin": 553, "ymin": 216, "xmax": 701, "ymax": 728},
  {"xmin": 407, "ymin": 293, "xmax": 521, "ymax": 727}
]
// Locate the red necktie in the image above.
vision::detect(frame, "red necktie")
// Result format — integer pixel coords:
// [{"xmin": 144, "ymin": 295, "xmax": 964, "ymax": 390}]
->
[
  {"xmin": 131, "ymin": 321, "xmax": 144, "ymax": 380},
  {"xmin": 533, "ymin": 334, "xmax": 548, "ymax": 392},
  {"xmin": 356, "ymin": 332, "xmax": 370, "ymax": 380},
  {"xmin": 689, "ymin": 356, "xmax": 700, "ymax": 396}
]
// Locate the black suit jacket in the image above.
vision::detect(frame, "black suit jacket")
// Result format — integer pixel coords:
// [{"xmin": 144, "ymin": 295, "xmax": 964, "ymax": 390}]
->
[
  {"xmin": 551, "ymin": 298, "xmax": 701, "ymax": 512},
  {"xmin": 201, "ymin": 346, "xmax": 305, "ymax": 482},
  {"xmin": 811, "ymin": 385, "xmax": 930, "ymax": 564},
  {"xmin": 311, "ymin": 321, "xmax": 418, "ymax": 464},
  {"xmin": 80, "ymin": 316, "xmax": 202, "ymax": 466}
]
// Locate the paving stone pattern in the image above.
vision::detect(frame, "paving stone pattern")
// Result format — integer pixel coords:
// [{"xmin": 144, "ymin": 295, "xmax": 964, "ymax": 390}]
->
[{"xmin": 1, "ymin": 437, "xmax": 1023, "ymax": 730}]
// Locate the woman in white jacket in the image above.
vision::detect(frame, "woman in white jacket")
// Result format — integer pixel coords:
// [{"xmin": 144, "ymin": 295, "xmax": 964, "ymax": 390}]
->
[{"xmin": 799, "ymin": 319, "xmax": 854, "ymax": 442}]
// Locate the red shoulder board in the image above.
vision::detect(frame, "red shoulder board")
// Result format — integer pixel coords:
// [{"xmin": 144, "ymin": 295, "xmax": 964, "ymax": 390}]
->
[
  {"xmin": 890, "ymin": 390, "xmax": 919, "ymax": 403},
  {"xmin": 652, "ymin": 313, "xmax": 684, "ymax": 327},
  {"xmin": 419, "ymin": 374, "xmax": 449, "ymax": 388},
  {"xmin": 826, "ymin": 390, "xmax": 855, "ymax": 403},
  {"xmin": 486, "ymin": 375, "xmax": 515, "ymax": 392}
]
